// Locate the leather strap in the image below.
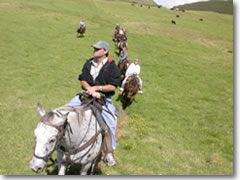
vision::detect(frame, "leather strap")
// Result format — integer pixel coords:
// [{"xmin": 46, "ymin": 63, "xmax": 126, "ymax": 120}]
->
[{"xmin": 63, "ymin": 130, "xmax": 102, "ymax": 163}]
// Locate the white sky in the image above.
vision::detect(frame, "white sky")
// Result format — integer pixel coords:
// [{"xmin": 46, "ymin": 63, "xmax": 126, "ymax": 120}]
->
[{"xmin": 153, "ymin": 0, "xmax": 209, "ymax": 8}]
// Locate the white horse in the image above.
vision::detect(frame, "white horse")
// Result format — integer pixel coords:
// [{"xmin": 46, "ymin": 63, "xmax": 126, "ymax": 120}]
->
[{"xmin": 29, "ymin": 102, "xmax": 103, "ymax": 175}]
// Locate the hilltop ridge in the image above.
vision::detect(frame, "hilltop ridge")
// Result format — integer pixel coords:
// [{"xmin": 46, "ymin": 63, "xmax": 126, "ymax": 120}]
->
[
  {"xmin": 105, "ymin": 0, "xmax": 233, "ymax": 14},
  {"xmin": 176, "ymin": 0, "xmax": 233, "ymax": 15}
]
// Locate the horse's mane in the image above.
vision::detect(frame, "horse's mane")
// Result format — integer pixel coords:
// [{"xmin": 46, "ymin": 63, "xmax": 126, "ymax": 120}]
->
[
  {"xmin": 54, "ymin": 106, "xmax": 89, "ymax": 125},
  {"xmin": 129, "ymin": 78, "xmax": 139, "ymax": 90},
  {"xmin": 40, "ymin": 111, "xmax": 55, "ymax": 123}
]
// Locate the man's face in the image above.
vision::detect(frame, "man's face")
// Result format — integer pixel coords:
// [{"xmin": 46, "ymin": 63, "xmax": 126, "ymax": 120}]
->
[{"xmin": 93, "ymin": 48, "xmax": 107, "ymax": 58}]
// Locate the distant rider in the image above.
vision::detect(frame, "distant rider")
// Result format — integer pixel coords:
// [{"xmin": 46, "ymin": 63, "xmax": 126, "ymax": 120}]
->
[
  {"xmin": 118, "ymin": 47, "xmax": 128, "ymax": 67},
  {"xmin": 120, "ymin": 59, "xmax": 143, "ymax": 94}
]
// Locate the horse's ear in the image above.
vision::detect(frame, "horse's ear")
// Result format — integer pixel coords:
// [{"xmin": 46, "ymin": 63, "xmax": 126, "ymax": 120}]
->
[
  {"xmin": 37, "ymin": 103, "xmax": 46, "ymax": 117},
  {"xmin": 56, "ymin": 112, "xmax": 69, "ymax": 126},
  {"xmin": 62, "ymin": 112, "xmax": 69, "ymax": 121}
]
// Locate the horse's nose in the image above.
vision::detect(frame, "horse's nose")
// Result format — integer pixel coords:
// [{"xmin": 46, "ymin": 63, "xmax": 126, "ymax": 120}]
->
[
  {"xmin": 31, "ymin": 166, "xmax": 43, "ymax": 173},
  {"xmin": 30, "ymin": 159, "xmax": 43, "ymax": 173},
  {"xmin": 36, "ymin": 167, "xmax": 43, "ymax": 173}
]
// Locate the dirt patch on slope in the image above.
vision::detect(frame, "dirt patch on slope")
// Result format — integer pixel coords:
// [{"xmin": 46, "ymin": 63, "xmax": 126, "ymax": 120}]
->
[{"xmin": 116, "ymin": 110, "xmax": 128, "ymax": 140}]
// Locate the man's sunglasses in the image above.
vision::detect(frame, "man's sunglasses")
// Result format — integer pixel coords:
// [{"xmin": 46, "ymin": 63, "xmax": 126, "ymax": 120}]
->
[{"xmin": 94, "ymin": 48, "xmax": 103, "ymax": 51}]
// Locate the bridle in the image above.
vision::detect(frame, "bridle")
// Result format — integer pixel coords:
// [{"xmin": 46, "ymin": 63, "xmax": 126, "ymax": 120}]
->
[{"xmin": 33, "ymin": 112, "xmax": 67, "ymax": 162}]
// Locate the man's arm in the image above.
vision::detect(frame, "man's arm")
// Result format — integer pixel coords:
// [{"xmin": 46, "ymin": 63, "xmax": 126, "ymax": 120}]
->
[
  {"xmin": 81, "ymin": 80, "xmax": 91, "ymax": 90},
  {"xmin": 81, "ymin": 81, "xmax": 116, "ymax": 98}
]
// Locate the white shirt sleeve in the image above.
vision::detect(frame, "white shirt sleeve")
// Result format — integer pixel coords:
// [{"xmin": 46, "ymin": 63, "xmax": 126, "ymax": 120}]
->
[
  {"xmin": 135, "ymin": 65, "xmax": 140, "ymax": 75},
  {"xmin": 125, "ymin": 63, "xmax": 133, "ymax": 77}
]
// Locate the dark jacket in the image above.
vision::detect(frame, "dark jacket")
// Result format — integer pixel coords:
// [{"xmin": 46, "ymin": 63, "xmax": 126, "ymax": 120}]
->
[{"xmin": 78, "ymin": 58, "xmax": 121, "ymax": 97}]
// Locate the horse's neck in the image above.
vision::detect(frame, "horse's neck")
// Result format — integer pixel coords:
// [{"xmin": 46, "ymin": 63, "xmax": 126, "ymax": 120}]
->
[
  {"xmin": 129, "ymin": 77, "xmax": 139, "ymax": 90},
  {"xmin": 55, "ymin": 107, "xmax": 97, "ymax": 149}
]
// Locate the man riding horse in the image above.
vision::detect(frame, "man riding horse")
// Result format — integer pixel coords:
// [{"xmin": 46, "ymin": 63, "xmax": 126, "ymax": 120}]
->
[
  {"xmin": 118, "ymin": 46, "xmax": 129, "ymax": 76},
  {"xmin": 120, "ymin": 59, "xmax": 143, "ymax": 94},
  {"xmin": 77, "ymin": 20, "xmax": 86, "ymax": 36},
  {"xmin": 113, "ymin": 24, "xmax": 120, "ymax": 42},
  {"xmin": 66, "ymin": 41, "xmax": 121, "ymax": 166},
  {"xmin": 113, "ymin": 25, "xmax": 127, "ymax": 42}
]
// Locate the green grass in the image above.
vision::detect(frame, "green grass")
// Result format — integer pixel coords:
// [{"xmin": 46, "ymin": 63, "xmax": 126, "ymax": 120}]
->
[{"xmin": 0, "ymin": 0, "xmax": 233, "ymax": 175}]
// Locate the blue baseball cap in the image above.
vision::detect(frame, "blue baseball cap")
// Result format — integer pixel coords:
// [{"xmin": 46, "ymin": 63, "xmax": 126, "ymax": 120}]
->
[{"xmin": 92, "ymin": 41, "xmax": 109, "ymax": 51}]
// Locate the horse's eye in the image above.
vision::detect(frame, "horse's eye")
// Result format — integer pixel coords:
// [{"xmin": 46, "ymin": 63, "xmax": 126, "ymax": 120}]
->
[{"xmin": 49, "ymin": 139, "xmax": 55, "ymax": 144}]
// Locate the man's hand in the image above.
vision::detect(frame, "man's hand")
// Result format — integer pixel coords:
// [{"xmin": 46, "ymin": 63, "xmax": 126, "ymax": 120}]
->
[
  {"xmin": 86, "ymin": 86, "xmax": 97, "ymax": 95},
  {"xmin": 92, "ymin": 92, "xmax": 101, "ymax": 99},
  {"xmin": 85, "ymin": 86, "xmax": 101, "ymax": 99}
]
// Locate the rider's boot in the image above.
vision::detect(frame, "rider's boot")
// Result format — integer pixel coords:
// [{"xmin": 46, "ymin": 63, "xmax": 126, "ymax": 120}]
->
[{"xmin": 105, "ymin": 153, "xmax": 117, "ymax": 166}]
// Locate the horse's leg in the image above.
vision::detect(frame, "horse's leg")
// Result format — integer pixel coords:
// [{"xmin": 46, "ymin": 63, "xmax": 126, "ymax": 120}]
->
[
  {"xmin": 125, "ymin": 98, "xmax": 130, "ymax": 108},
  {"xmin": 89, "ymin": 156, "xmax": 100, "ymax": 175},
  {"xmin": 122, "ymin": 91, "xmax": 128, "ymax": 109},
  {"xmin": 56, "ymin": 150, "xmax": 66, "ymax": 175},
  {"xmin": 118, "ymin": 47, "xmax": 122, "ymax": 55},
  {"xmin": 58, "ymin": 164, "xmax": 67, "ymax": 175},
  {"xmin": 80, "ymin": 162, "xmax": 92, "ymax": 175}
]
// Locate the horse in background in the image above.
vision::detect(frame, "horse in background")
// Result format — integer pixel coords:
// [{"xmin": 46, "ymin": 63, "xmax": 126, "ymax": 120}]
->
[
  {"xmin": 113, "ymin": 27, "xmax": 127, "ymax": 43},
  {"xmin": 118, "ymin": 59, "xmax": 130, "ymax": 78},
  {"xmin": 29, "ymin": 97, "xmax": 104, "ymax": 175},
  {"xmin": 122, "ymin": 74, "xmax": 140, "ymax": 109},
  {"xmin": 76, "ymin": 26, "xmax": 86, "ymax": 37},
  {"xmin": 116, "ymin": 40, "xmax": 128, "ymax": 55},
  {"xmin": 113, "ymin": 29, "xmax": 120, "ymax": 42}
]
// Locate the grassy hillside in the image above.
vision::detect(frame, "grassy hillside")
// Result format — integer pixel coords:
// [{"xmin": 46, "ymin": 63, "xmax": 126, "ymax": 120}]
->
[
  {"xmin": 177, "ymin": 0, "xmax": 233, "ymax": 15},
  {"xmin": 0, "ymin": 0, "xmax": 233, "ymax": 175}
]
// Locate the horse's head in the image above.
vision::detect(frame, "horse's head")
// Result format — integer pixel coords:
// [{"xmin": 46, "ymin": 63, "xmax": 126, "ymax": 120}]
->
[
  {"xmin": 29, "ymin": 104, "xmax": 68, "ymax": 173},
  {"xmin": 120, "ymin": 40, "xmax": 127, "ymax": 50}
]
